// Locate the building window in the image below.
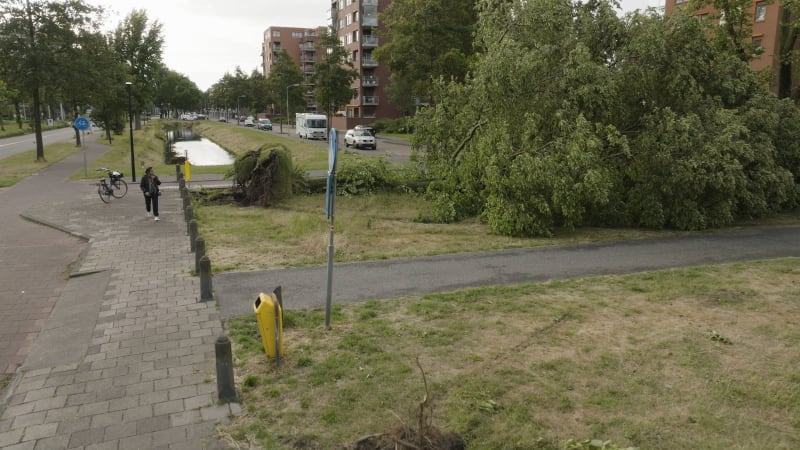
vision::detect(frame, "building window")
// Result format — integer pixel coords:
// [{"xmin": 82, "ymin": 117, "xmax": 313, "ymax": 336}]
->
[
  {"xmin": 755, "ymin": 3, "xmax": 767, "ymax": 22},
  {"xmin": 272, "ymin": 31, "xmax": 281, "ymax": 37},
  {"xmin": 346, "ymin": 14, "xmax": 352, "ymax": 25},
  {"xmin": 292, "ymin": 31, "xmax": 302, "ymax": 38},
  {"xmin": 675, "ymin": 0, "xmax": 688, "ymax": 3},
  {"xmin": 752, "ymin": 37, "xmax": 763, "ymax": 52},
  {"xmin": 353, "ymin": 30, "xmax": 359, "ymax": 43}
]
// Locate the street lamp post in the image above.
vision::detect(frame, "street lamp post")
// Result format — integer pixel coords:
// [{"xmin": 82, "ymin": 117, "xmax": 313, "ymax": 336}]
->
[
  {"xmin": 237, "ymin": 95, "xmax": 245, "ymax": 126},
  {"xmin": 125, "ymin": 82, "xmax": 136, "ymax": 182},
  {"xmin": 282, "ymin": 83, "xmax": 301, "ymax": 134}
]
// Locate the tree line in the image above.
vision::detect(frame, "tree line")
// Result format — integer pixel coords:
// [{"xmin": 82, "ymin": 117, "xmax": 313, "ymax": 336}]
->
[{"xmin": 0, "ymin": 1, "xmax": 204, "ymax": 159}]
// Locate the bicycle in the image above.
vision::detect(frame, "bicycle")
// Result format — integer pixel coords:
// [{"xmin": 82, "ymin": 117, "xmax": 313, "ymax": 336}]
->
[{"xmin": 95, "ymin": 168, "xmax": 127, "ymax": 203}]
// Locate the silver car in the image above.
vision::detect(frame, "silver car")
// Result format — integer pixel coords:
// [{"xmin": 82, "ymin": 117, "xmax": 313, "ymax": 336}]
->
[{"xmin": 344, "ymin": 129, "xmax": 376, "ymax": 150}]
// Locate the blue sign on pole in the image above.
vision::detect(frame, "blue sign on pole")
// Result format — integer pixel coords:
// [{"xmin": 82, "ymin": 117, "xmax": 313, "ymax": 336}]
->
[
  {"xmin": 74, "ymin": 117, "xmax": 90, "ymax": 131},
  {"xmin": 326, "ymin": 128, "xmax": 338, "ymax": 219}
]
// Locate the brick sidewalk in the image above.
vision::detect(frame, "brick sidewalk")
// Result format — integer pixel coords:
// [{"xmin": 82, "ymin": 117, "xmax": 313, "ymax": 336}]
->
[{"xmin": 0, "ymin": 144, "xmax": 237, "ymax": 448}]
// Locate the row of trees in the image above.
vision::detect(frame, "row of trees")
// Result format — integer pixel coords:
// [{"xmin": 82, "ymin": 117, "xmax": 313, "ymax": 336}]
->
[
  {"xmin": 405, "ymin": 0, "xmax": 800, "ymax": 236},
  {"xmin": 0, "ymin": 1, "xmax": 203, "ymax": 160},
  {"xmin": 206, "ymin": 30, "xmax": 358, "ymax": 127}
]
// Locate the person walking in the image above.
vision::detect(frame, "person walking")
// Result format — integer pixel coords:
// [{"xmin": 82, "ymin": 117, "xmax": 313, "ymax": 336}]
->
[{"xmin": 140, "ymin": 166, "xmax": 162, "ymax": 221}]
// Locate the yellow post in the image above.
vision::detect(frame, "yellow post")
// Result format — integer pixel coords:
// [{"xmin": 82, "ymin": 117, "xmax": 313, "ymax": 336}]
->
[
  {"xmin": 184, "ymin": 159, "xmax": 191, "ymax": 181},
  {"xmin": 253, "ymin": 293, "xmax": 284, "ymax": 358}
]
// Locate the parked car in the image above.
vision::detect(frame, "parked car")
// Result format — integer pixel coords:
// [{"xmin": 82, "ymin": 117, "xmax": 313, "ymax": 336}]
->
[
  {"xmin": 244, "ymin": 116, "xmax": 255, "ymax": 127},
  {"xmin": 354, "ymin": 124, "xmax": 376, "ymax": 136},
  {"xmin": 344, "ymin": 128, "xmax": 376, "ymax": 150},
  {"xmin": 257, "ymin": 119, "xmax": 272, "ymax": 131}
]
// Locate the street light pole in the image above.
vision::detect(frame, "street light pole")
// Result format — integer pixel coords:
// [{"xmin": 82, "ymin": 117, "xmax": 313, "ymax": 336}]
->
[
  {"xmin": 237, "ymin": 95, "xmax": 245, "ymax": 126},
  {"xmin": 125, "ymin": 82, "xmax": 136, "ymax": 182},
  {"xmin": 283, "ymin": 83, "xmax": 301, "ymax": 134}
]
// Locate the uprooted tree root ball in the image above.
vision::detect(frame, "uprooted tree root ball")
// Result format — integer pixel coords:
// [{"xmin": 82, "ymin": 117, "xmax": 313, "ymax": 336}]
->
[{"xmin": 232, "ymin": 144, "xmax": 294, "ymax": 207}]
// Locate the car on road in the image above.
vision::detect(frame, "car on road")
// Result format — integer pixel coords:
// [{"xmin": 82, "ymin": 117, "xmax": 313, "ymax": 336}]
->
[
  {"xmin": 257, "ymin": 119, "xmax": 272, "ymax": 131},
  {"xmin": 244, "ymin": 116, "xmax": 255, "ymax": 127},
  {"xmin": 344, "ymin": 128, "xmax": 377, "ymax": 150}
]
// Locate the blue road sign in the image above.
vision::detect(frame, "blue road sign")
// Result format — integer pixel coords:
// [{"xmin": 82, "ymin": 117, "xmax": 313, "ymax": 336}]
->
[{"xmin": 74, "ymin": 117, "xmax": 90, "ymax": 131}]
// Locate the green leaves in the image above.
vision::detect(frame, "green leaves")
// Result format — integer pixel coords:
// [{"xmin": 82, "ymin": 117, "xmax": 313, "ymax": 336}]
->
[{"xmin": 415, "ymin": 0, "xmax": 800, "ymax": 237}]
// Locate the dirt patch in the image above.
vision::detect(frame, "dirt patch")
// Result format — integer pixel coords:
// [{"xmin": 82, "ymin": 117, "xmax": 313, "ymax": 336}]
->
[{"xmin": 347, "ymin": 427, "xmax": 465, "ymax": 450}]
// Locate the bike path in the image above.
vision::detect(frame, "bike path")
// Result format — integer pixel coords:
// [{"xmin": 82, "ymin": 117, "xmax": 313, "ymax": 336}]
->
[{"xmin": 213, "ymin": 225, "xmax": 800, "ymax": 318}]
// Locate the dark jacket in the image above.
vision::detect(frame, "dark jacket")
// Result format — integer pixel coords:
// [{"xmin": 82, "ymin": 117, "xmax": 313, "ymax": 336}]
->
[{"xmin": 140, "ymin": 174, "xmax": 161, "ymax": 196}]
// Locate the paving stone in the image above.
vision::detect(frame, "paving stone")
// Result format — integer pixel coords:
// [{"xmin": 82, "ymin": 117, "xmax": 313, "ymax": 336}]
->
[
  {"xmin": 22, "ymin": 422, "xmax": 58, "ymax": 441},
  {"xmin": 0, "ymin": 428, "xmax": 24, "ymax": 447},
  {"xmin": 33, "ymin": 395, "xmax": 67, "ymax": 412},
  {"xmin": 12, "ymin": 411, "xmax": 46, "ymax": 429},
  {"xmin": 33, "ymin": 434, "xmax": 70, "ymax": 450},
  {"xmin": 135, "ymin": 415, "xmax": 170, "ymax": 434},
  {"xmin": 103, "ymin": 421, "xmax": 137, "ymax": 442},
  {"xmin": 68, "ymin": 426, "xmax": 105, "ymax": 448}
]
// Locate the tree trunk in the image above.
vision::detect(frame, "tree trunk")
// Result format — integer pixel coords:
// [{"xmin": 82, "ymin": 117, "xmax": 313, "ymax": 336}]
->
[{"xmin": 32, "ymin": 87, "xmax": 45, "ymax": 161}]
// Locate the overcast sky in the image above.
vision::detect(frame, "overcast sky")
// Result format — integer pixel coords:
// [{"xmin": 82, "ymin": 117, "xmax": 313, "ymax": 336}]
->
[{"xmin": 97, "ymin": 0, "xmax": 663, "ymax": 92}]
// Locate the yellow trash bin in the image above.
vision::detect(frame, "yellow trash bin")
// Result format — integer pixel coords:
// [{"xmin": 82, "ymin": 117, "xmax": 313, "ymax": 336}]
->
[{"xmin": 254, "ymin": 292, "xmax": 284, "ymax": 358}]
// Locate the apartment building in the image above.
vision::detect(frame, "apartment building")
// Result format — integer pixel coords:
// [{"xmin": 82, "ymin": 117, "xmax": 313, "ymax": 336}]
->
[
  {"xmin": 665, "ymin": 0, "xmax": 787, "ymax": 93},
  {"xmin": 262, "ymin": 26, "xmax": 326, "ymax": 112},
  {"xmin": 330, "ymin": 0, "xmax": 403, "ymax": 130}
]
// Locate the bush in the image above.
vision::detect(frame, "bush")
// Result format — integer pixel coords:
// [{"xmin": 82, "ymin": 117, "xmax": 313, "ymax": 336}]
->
[
  {"xmin": 336, "ymin": 157, "xmax": 391, "ymax": 196},
  {"xmin": 372, "ymin": 117, "xmax": 414, "ymax": 134}
]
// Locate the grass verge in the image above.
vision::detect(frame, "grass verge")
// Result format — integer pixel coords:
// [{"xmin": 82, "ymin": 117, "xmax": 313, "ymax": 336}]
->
[
  {"xmin": 220, "ymin": 258, "xmax": 800, "ymax": 449},
  {"xmin": 0, "ymin": 142, "xmax": 84, "ymax": 187}
]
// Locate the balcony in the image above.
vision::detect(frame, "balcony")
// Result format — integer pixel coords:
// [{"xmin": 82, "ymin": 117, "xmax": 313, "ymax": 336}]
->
[
  {"xmin": 361, "ymin": 57, "xmax": 378, "ymax": 68},
  {"xmin": 300, "ymin": 54, "xmax": 316, "ymax": 63},
  {"xmin": 362, "ymin": 96, "xmax": 379, "ymax": 106},
  {"xmin": 363, "ymin": 0, "xmax": 377, "ymax": 5},
  {"xmin": 362, "ymin": 17, "xmax": 378, "ymax": 27},
  {"xmin": 362, "ymin": 35, "xmax": 379, "ymax": 48},
  {"xmin": 362, "ymin": 76, "xmax": 378, "ymax": 87}
]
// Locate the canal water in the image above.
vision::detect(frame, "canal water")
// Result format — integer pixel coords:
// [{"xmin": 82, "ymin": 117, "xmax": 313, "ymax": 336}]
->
[{"xmin": 167, "ymin": 128, "xmax": 234, "ymax": 166}]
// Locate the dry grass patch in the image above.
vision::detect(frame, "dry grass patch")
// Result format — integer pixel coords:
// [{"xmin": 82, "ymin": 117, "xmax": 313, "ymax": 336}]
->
[
  {"xmin": 220, "ymin": 258, "xmax": 800, "ymax": 449},
  {"xmin": 194, "ymin": 192, "xmax": 686, "ymax": 272}
]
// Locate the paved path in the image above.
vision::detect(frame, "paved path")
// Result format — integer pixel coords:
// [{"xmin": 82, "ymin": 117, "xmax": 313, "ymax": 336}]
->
[
  {"xmin": 214, "ymin": 227, "xmax": 800, "ymax": 318},
  {"xmin": 0, "ymin": 137, "xmax": 235, "ymax": 449}
]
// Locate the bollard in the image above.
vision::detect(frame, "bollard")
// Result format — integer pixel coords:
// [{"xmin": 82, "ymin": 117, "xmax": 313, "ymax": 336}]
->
[
  {"xmin": 200, "ymin": 256, "xmax": 213, "ymax": 301},
  {"xmin": 195, "ymin": 236, "xmax": 205, "ymax": 274},
  {"xmin": 189, "ymin": 220, "xmax": 198, "ymax": 252},
  {"xmin": 182, "ymin": 192, "xmax": 190, "ymax": 212},
  {"xmin": 184, "ymin": 205, "xmax": 193, "ymax": 224},
  {"xmin": 175, "ymin": 164, "xmax": 181, "ymax": 180},
  {"xmin": 179, "ymin": 177, "xmax": 186, "ymax": 191},
  {"xmin": 215, "ymin": 335, "xmax": 237, "ymax": 402}
]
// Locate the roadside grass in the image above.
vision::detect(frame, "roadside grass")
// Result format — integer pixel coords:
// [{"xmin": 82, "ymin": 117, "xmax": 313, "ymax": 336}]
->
[
  {"xmin": 193, "ymin": 189, "xmax": 800, "ymax": 272},
  {"xmin": 220, "ymin": 258, "xmax": 800, "ymax": 449},
  {"xmin": 192, "ymin": 121, "xmax": 330, "ymax": 171},
  {"xmin": 0, "ymin": 142, "xmax": 84, "ymax": 187}
]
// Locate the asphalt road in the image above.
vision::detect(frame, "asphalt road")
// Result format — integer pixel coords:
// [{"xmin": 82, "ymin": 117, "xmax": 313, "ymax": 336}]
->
[
  {"xmin": 213, "ymin": 224, "xmax": 800, "ymax": 318},
  {"xmin": 0, "ymin": 127, "xmax": 77, "ymax": 159}
]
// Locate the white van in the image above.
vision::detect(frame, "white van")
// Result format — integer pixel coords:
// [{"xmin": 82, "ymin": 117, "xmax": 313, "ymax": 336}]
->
[{"xmin": 296, "ymin": 113, "xmax": 327, "ymax": 140}]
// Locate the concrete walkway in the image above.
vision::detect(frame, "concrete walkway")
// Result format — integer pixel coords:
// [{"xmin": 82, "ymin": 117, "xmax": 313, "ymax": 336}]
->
[{"xmin": 0, "ymin": 137, "xmax": 236, "ymax": 449}]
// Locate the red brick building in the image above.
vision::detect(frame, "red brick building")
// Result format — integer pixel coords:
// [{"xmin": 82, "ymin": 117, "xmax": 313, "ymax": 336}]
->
[
  {"xmin": 330, "ymin": 0, "xmax": 403, "ymax": 130},
  {"xmin": 262, "ymin": 26, "xmax": 326, "ymax": 112}
]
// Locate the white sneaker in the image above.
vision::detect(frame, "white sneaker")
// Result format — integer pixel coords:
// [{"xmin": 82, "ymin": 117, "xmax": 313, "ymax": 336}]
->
[
  {"xmin": 154, "ymin": 216, "xmax": 160, "ymax": 222},
  {"xmin": 146, "ymin": 212, "xmax": 151, "ymax": 217}
]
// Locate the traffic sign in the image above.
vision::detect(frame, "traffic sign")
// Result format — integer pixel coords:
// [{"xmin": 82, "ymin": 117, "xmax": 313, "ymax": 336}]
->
[{"xmin": 74, "ymin": 117, "xmax": 90, "ymax": 131}]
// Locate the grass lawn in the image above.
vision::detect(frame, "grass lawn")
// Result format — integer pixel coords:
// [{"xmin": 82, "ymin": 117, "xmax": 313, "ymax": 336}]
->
[
  {"xmin": 220, "ymin": 258, "xmax": 800, "ymax": 449},
  {"xmin": 0, "ymin": 142, "xmax": 84, "ymax": 187}
]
